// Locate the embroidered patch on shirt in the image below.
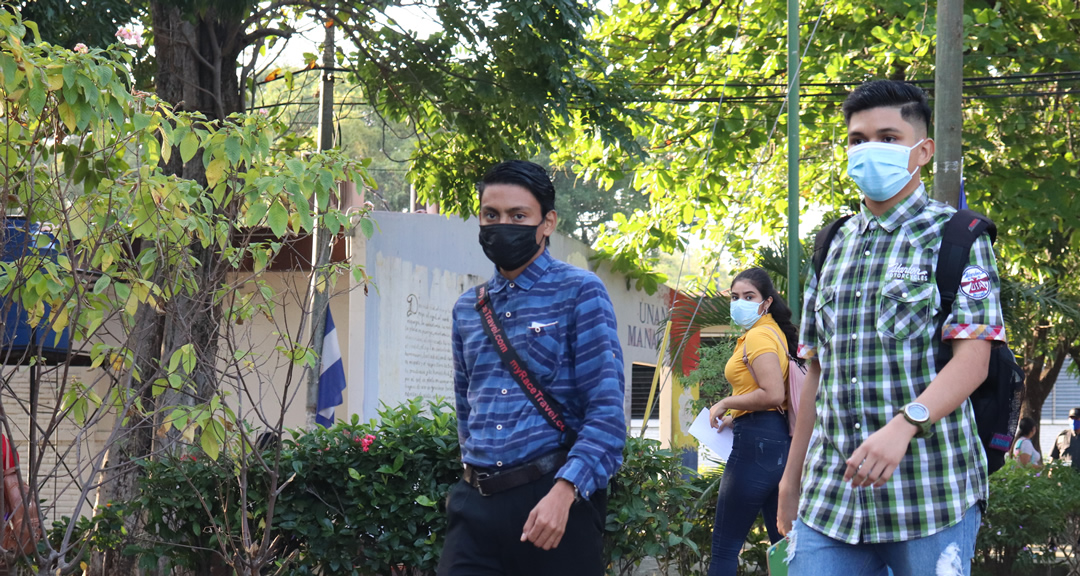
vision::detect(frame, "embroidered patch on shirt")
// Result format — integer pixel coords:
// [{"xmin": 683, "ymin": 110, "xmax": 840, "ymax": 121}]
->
[
  {"xmin": 886, "ymin": 263, "xmax": 929, "ymax": 283},
  {"xmin": 960, "ymin": 266, "xmax": 992, "ymax": 300}
]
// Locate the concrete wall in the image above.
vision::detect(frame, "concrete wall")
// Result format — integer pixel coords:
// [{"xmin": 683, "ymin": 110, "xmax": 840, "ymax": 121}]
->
[{"xmin": 348, "ymin": 212, "xmax": 673, "ymax": 426}]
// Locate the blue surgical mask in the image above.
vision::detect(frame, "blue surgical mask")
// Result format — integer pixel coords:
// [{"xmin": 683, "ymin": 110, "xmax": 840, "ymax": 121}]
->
[
  {"xmin": 846, "ymin": 139, "xmax": 925, "ymax": 202},
  {"xmin": 730, "ymin": 299, "xmax": 765, "ymax": 330}
]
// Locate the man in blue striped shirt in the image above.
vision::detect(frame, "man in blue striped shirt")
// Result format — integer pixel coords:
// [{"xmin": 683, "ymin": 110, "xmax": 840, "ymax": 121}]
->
[{"xmin": 437, "ymin": 160, "xmax": 626, "ymax": 576}]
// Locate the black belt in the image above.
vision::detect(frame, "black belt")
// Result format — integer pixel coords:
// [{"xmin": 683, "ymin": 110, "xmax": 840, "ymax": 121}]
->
[{"xmin": 463, "ymin": 450, "xmax": 568, "ymax": 496}]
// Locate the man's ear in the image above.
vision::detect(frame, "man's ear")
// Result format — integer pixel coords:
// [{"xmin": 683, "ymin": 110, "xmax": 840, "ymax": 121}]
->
[
  {"xmin": 914, "ymin": 138, "xmax": 935, "ymax": 168},
  {"xmin": 543, "ymin": 210, "xmax": 557, "ymax": 237}
]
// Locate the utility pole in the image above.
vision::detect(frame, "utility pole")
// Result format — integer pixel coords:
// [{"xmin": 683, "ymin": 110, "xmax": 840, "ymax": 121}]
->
[
  {"xmin": 307, "ymin": 6, "xmax": 335, "ymax": 424},
  {"xmin": 934, "ymin": 0, "xmax": 964, "ymax": 208},
  {"xmin": 786, "ymin": 0, "xmax": 801, "ymax": 319}
]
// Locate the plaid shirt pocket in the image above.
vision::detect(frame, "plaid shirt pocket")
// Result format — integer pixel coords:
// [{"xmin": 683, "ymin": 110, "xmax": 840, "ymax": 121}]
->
[
  {"xmin": 876, "ymin": 280, "xmax": 935, "ymax": 340},
  {"xmin": 814, "ymin": 285, "xmax": 838, "ymax": 343}
]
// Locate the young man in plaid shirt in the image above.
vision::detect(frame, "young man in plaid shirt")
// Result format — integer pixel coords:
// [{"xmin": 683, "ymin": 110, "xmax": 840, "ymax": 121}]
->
[{"xmin": 776, "ymin": 80, "xmax": 1007, "ymax": 575}]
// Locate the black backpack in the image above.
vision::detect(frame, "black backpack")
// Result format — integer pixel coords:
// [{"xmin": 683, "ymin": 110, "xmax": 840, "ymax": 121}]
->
[{"xmin": 812, "ymin": 209, "xmax": 1025, "ymax": 475}]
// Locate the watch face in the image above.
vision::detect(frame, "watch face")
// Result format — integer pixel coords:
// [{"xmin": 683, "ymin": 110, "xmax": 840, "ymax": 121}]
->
[{"xmin": 907, "ymin": 403, "xmax": 930, "ymax": 421}]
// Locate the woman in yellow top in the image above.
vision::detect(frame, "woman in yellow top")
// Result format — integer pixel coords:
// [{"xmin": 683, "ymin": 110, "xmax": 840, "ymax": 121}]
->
[{"xmin": 706, "ymin": 267, "xmax": 798, "ymax": 576}]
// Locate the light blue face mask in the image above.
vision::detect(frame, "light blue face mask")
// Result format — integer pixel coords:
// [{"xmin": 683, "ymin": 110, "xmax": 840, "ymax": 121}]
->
[
  {"xmin": 846, "ymin": 139, "xmax": 925, "ymax": 202},
  {"xmin": 730, "ymin": 299, "xmax": 765, "ymax": 330}
]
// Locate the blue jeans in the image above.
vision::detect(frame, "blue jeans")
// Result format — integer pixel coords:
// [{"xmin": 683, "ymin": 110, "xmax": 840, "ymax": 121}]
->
[
  {"xmin": 708, "ymin": 410, "xmax": 790, "ymax": 576},
  {"xmin": 785, "ymin": 505, "xmax": 982, "ymax": 576}
]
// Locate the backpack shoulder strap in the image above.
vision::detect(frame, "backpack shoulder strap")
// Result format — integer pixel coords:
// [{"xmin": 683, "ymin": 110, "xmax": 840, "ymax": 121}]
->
[
  {"xmin": 937, "ymin": 209, "xmax": 997, "ymax": 313},
  {"xmin": 813, "ymin": 215, "xmax": 853, "ymax": 281}
]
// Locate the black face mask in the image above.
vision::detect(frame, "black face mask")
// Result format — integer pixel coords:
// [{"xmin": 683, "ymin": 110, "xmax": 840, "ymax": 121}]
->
[{"xmin": 479, "ymin": 224, "xmax": 543, "ymax": 271}]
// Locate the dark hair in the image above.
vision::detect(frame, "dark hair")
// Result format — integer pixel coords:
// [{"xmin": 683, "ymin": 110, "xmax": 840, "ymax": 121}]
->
[
  {"xmin": 1016, "ymin": 417, "xmax": 1036, "ymax": 439},
  {"xmin": 731, "ymin": 267, "xmax": 799, "ymax": 355},
  {"xmin": 477, "ymin": 160, "xmax": 556, "ymax": 216},
  {"xmin": 842, "ymin": 80, "xmax": 932, "ymax": 135}
]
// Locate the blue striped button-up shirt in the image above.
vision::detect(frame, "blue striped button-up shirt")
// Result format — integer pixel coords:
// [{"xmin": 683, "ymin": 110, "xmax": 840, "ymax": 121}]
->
[{"xmin": 451, "ymin": 249, "xmax": 626, "ymax": 499}]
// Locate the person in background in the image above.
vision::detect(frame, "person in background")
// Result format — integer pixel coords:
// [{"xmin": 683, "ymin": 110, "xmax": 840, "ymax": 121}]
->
[
  {"xmin": 706, "ymin": 267, "xmax": 797, "ymax": 576},
  {"xmin": 1050, "ymin": 408, "xmax": 1080, "ymax": 471},
  {"xmin": 1011, "ymin": 418, "xmax": 1041, "ymax": 467}
]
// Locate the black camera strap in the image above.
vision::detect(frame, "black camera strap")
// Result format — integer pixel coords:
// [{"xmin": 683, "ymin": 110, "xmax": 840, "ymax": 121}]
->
[{"xmin": 474, "ymin": 284, "xmax": 577, "ymax": 447}]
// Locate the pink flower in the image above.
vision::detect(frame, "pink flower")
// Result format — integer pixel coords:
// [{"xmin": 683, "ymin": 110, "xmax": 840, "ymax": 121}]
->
[
  {"xmin": 360, "ymin": 434, "xmax": 375, "ymax": 452},
  {"xmin": 73, "ymin": 43, "xmax": 88, "ymax": 54},
  {"xmin": 115, "ymin": 27, "xmax": 144, "ymax": 47}
]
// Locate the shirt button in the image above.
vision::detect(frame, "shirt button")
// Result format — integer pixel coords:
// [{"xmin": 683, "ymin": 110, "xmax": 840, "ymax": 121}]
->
[
  {"xmin": 505, "ymin": 311, "xmax": 511, "ymax": 318},
  {"xmin": 496, "ymin": 461, "xmax": 503, "ymax": 467},
  {"xmin": 501, "ymin": 389, "xmax": 508, "ymax": 395},
  {"xmin": 855, "ymin": 423, "xmax": 862, "ymax": 430},
  {"xmin": 856, "ymin": 291, "xmax": 862, "ymax": 298},
  {"xmin": 496, "ymin": 425, "xmax": 503, "ymax": 430},
  {"xmin": 851, "ymin": 333, "xmax": 858, "ymax": 340},
  {"xmin": 864, "ymin": 250, "xmax": 871, "ymax": 256},
  {"xmin": 509, "ymin": 282, "xmax": 515, "ymax": 288},
  {"xmin": 851, "ymin": 377, "xmax": 858, "ymax": 384}
]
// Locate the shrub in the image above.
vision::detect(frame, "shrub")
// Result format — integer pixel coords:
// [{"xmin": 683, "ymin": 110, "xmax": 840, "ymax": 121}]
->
[
  {"xmin": 605, "ymin": 436, "xmax": 713, "ymax": 576},
  {"xmin": 274, "ymin": 398, "xmax": 460, "ymax": 576},
  {"xmin": 974, "ymin": 460, "xmax": 1080, "ymax": 576},
  {"xmin": 127, "ymin": 399, "xmax": 773, "ymax": 575},
  {"xmin": 685, "ymin": 336, "xmax": 738, "ymax": 415},
  {"xmin": 131, "ymin": 398, "xmax": 459, "ymax": 575}
]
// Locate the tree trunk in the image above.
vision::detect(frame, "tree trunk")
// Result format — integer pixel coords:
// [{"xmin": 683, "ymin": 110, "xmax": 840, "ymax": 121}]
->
[
  {"xmin": 1020, "ymin": 328, "xmax": 1069, "ymax": 453},
  {"xmin": 88, "ymin": 4, "xmax": 251, "ymax": 574}
]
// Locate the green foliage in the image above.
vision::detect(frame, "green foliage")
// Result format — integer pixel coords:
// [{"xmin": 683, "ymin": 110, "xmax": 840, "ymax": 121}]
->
[
  {"xmin": 605, "ymin": 436, "xmax": 712, "ymax": 576},
  {"xmin": 685, "ymin": 337, "xmax": 738, "ymax": 415},
  {"xmin": 132, "ymin": 399, "xmax": 461, "ymax": 575},
  {"xmin": 275, "ymin": 399, "xmax": 461, "ymax": 576},
  {"xmin": 551, "ymin": 0, "xmax": 1080, "ymax": 307},
  {"xmin": 12, "ymin": 0, "xmax": 141, "ymax": 50},
  {"xmin": 129, "ymin": 402, "xmax": 772, "ymax": 576},
  {"xmin": 974, "ymin": 461, "xmax": 1080, "ymax": 576}
]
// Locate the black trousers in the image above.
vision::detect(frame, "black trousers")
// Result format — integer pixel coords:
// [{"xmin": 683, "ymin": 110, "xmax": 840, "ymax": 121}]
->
[{"xmin": 436, "ymin": 469, "xmax": 607, "ymax": 576}]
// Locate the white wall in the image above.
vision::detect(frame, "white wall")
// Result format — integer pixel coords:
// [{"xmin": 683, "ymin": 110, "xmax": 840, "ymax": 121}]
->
[{"xmin": 348, "ymin": 212, "xmax": 672, "ymax": 423}]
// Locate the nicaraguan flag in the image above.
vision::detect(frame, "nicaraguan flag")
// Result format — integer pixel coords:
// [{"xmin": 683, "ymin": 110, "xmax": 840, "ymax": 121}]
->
[{"xmin": 316, "ymin": 309, "xmax": 347, "ymax": 427}]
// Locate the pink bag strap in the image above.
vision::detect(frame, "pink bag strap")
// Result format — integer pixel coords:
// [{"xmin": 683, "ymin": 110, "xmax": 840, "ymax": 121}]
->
[{"xmin": 742, "ymin": 326, "xmax": 791, "ymax": 376}]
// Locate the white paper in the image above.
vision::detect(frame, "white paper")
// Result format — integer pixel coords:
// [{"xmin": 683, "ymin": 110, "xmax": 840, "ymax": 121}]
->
[{"xmin": 688, "ymin": 408, "xmax": 734, "ymax": 461}]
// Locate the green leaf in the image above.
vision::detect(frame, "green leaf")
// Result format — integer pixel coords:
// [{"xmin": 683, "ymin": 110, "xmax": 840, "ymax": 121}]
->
[
  {"xmin": 225, "ymin": 134, "xmax": 242, "ymax": 164},
  {"xmin": 359, "ymin": 218, "xmax": 374, "ymax": 239},
  {"xmin": 200, "ymin": 426, "xmax": 220, "ymax": 461},
  {"xmin": 180, "ymin": 132, "xmax": 199, "ymax": 163},
  {"xmin": 28, "ymin": 84, "xmax": 46, "ymax": 116},
  {"xmin": 267, "ymin": 201, "xmax": 288, "ymax": 238},
  {"xmin": 92, "ymin": 274, "xmax": 111, "ymax": 294}
]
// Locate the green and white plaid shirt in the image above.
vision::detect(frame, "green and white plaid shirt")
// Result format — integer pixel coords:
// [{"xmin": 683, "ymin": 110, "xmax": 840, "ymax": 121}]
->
[{"xmin": 797, "ymin": 185, "xmax": 1006, "ymax": 544}]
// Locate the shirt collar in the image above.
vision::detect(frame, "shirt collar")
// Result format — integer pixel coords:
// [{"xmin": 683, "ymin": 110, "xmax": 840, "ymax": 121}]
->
[
  {"xmin": 488, "ymin": 248, "xmax": 553, "ymax": 293},
  {"xmin": 856, "ymin": 184, "xmax": 928, "ymax": 234}
]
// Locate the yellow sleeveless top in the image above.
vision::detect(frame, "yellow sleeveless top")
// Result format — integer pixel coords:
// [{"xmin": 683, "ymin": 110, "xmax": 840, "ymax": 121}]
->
[{"xmin": 723, "ymin": 314, "xmax": 789, "ymax": 419}]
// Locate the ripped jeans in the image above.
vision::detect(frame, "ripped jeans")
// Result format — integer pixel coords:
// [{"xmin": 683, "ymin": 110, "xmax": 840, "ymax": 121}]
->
[{"xmin": 785, "ymin": 505, "xmax": 981, "ymax": 576}]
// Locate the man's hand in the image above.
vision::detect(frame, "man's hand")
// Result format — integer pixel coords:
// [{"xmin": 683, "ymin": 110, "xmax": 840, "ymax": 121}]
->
[
  {"xmin": 520, "ymin": 479, "xmax": 576, "ymax": 550},
  {"xmin": 777, "ymin": 473, "xmax": 800, "ymax": 536},
  {"xmin": 844, "ymin": 416, "xmax": 918, "ymax": 488}
]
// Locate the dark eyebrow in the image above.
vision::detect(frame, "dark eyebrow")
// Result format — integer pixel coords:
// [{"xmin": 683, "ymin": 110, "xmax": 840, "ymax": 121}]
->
[{"xmin": 847, "ymin": 127, "xmax": 904, "ymax": 139}]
